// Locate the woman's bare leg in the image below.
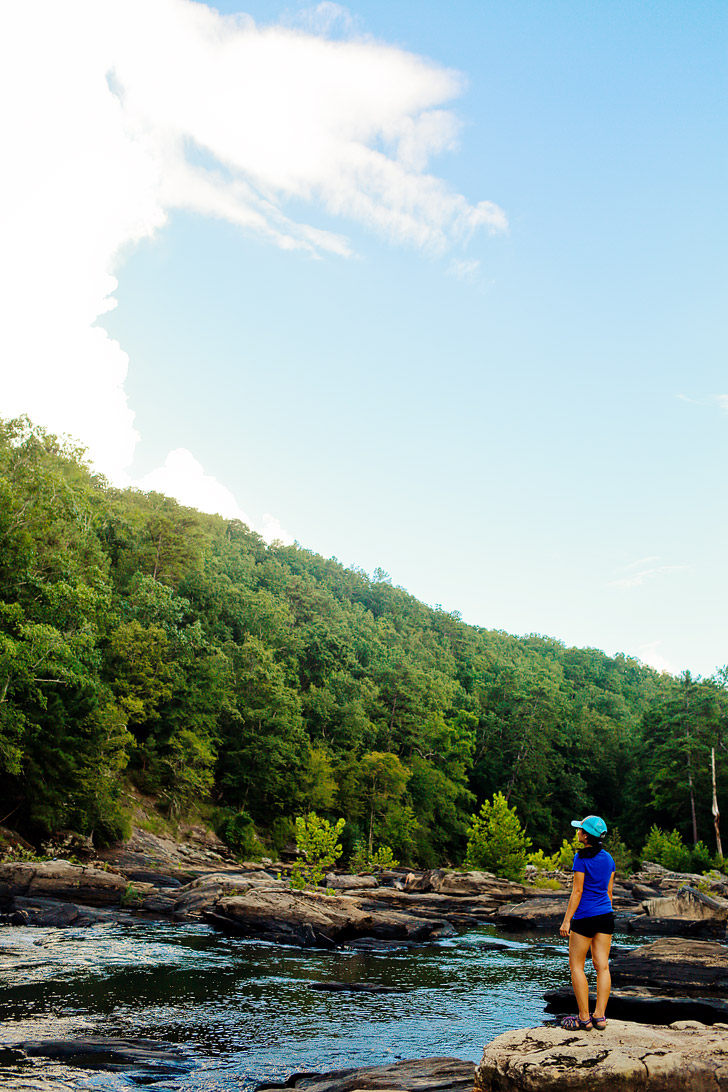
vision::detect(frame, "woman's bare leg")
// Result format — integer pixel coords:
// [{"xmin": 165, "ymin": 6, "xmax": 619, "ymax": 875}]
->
[
  {"xmin": 568, "ymin": 931, "xmax": 593, "ymax": 1019},
  {"xmin": 591, "ymin": 932, "xmax": 612, "ymax": 1019}
]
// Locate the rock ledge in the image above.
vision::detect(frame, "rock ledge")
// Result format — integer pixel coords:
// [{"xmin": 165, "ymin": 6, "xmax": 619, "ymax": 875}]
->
[{"xmin": 475, "ymin": 1019, "xmax": 728, "ymax": 1091}]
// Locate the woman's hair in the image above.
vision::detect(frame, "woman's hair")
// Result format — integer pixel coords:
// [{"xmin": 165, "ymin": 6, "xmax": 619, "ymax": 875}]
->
[{"xmin": 576, "ymin": 830, "xmax": 603, "ymax": 856}]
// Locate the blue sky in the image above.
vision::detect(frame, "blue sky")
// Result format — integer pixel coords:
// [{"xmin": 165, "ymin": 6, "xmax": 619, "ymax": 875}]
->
[{"xmin": 2, "ymin": 0, "xmax": 726, "ymax": 675}]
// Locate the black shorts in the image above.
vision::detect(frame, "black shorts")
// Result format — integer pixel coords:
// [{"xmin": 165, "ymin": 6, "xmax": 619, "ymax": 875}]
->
[{"xmin": 570, "ymin": 912, "xmax": 614, "ymax": 938}]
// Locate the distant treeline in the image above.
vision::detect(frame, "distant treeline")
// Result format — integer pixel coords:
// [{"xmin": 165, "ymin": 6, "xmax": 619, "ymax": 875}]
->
[{"xmin": 0, "ymin": 416, "xmax": 725, "ymax": 863}]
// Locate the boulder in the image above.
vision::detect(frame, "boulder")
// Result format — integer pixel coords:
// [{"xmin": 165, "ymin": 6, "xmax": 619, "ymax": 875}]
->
[
  {"xmin": 325, "ymin": 873, "xmax": 379, "ymax": 891},
  {"xmin": 172, "ymin": 871, "xmax": 281, "ymax": 919},
  {"xmin": 610, "ymin": 937, "xmax": 728, "ymax": 994},
  {"xmin": 642, "ymin": 885, "xmax": 728, "ymax": 922},
  {"xmin": 495, "ymin": 896, "xmax": 569, "ymax": 929},
  {"xmin": 0, "ymin": 860, "xmax": 128, "ymax": 907},
  {"xmin": 257, "ymin": 1056, "xmax": 474, "ymax": 1092},
  {"xmin": 203, "ymin": 886, "xmax": 455, "ymax": 947},
  {"xmin": 475, "ymin": 1019, "xmax": 728, "ymax": 1091}
]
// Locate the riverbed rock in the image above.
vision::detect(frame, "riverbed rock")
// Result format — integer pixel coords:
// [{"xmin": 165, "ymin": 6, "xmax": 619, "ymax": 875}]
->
[
  {"xmin": 610, "ymin": 936, "xmax": 728, "ymax": 993},
  {"xmin": 475, "ymin": 1019, "xmax": 728, "ymax": 1091},
  {"xmin": 204, "ymin": 886, "xmax": 455, "ymax": 947},
  {"xmin": 257, "ymin": 1056, "xmax": 475, "ymax": 1092},
  {"xmin": 15, "ymin": 1037, "xmax": 188, "ymax": 1074},
  {"xmin": 495, "ymin": 896, "xmax": 569, "ymax": 929},
  {"xmin": 325, "ymin": 873, "xmax": 379, "ymax": 891},
  {"xmin": 0, "ymin": 860, "xmax": 128, "ymax": 907},
  {"xmin": 642, "ymin": 885, "xmax": 728, "ymax": 923},
  {"xmin": 543, "ymin": 986, "xmax": 728, "ymax": 1025}
]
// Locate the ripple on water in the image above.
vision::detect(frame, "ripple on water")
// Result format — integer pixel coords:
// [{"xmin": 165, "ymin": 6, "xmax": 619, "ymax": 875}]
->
[{"xmin": 0, "ymin": 922, "xmax": 604, "ymax": 1091}]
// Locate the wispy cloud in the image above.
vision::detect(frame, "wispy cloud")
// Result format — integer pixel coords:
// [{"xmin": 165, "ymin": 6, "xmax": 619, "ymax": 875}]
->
[
  {"xmin": 0, "ymin": 0, "xmax": 505, "ymax": 536},
  {"xmin": 447, "ymin": 258, "xmax": 481, "ymax": 281},
  {"xmin": 608, "ymin": 559, "xmax": 687, "ymax": 589},
  {"xmin": 637, "ymin": 641, "xmax": 679, "ymax": 675},
  {"xmin": 713, "ymin": 395, "xmax": 728, "ymax": 413}
]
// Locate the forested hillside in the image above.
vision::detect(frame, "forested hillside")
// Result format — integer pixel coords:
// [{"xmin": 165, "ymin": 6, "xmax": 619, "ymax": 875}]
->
[{"xmin": 1, "ymin": 417, "xmax": 725, "ymax": 863}]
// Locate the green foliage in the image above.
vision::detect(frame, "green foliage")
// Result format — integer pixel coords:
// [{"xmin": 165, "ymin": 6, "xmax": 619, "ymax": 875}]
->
[
  {"xmin": 603, "ymin": 827, "xmax": 636, "ymax": 874},
  {"xmin": 218, "ymin": 810, "xmax": 264, "ymax": 860},
  {"xmin": 641, "ymin": 825, "xmax": 714, "ymax": 873},
  {"xmin": 1, "ymin": 414, "xmax": 720, "ymax": 866},
  {"xmin": 465, "ymin": 792, "xmax": 531, "ymax": 881},
  {"xmin": 532, "ymin": 875, "xmax": 562, "ymax": 890},
  {"xmin": 349, "ymin": 840, "xmax": 399, "ymax": 872},
  {"xmin": 290, "ymin": 812, "xmax": 345, "ymax": 889}
]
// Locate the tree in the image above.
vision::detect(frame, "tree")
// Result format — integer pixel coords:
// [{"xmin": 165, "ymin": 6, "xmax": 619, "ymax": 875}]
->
[
  {"xmin": 290, "ymin": 812, "xmax": 345, "ymax": 888},
  {"xmin": 464, "ymin": 792, "xmax": 531, "ymax": 881}
]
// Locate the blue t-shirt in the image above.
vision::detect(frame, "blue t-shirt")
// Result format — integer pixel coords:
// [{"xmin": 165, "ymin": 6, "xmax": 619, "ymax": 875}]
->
[{"xmin": 571, "ymin": 849, "xmax": 615, "ymax": 919}]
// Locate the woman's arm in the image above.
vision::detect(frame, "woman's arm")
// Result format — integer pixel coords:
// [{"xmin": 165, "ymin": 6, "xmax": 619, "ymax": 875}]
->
[
  {"xmin": 608, "ymin": 871, "xmax": 615, "ymax": 905},
  {"xmin": 559, "ymin": 872, "xmax": 584, "ymax": 937}
]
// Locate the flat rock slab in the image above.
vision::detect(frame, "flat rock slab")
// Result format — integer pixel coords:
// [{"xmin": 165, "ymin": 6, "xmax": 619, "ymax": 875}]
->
[
  {"xmin": 475, "ymin": 1020, "xmax": 728, "ymax": 1091},
  {"xmin": 495, "ymin": 898, "xmax": 569, "ymax": 929},
  {"xmin": 204, "ymin": 887, "xmax": 455, "ymax": 948},
  {"xmin": 0, "ymin": 861, "xmax": 128, "ymax": 907},
  {"xmin": 610, "ymin": 937, "xmax": 728, "ymax": 994},
  {"xmin": 626, "ymin": 916, "xmax": 726, "ymax": 939},
  {"xmin": 544, "ymin": 987, "xmax": 728, "ymax": 1026},
  {"xmin": 9, "ymin": 1037, "xmax": 188, "ymax": 1074},
  {"xmin": 258, "ymin": 1056, "xmax": 475, "ymax": 1092}
]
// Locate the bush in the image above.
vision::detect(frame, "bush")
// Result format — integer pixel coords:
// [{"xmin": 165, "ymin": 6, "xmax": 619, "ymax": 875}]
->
[
  {"xmin": 219, "ymin": 810, "xmax": 264, "ymax": 861},
  {"xmin": 527, "ymin": 835, "xmax": 580, "ymax": 872},
  {"xmin": 641, "ymin": 826, "xmax": 715, "ymax": 873},
  {"xmin": 603, "ymin": 827, "xmax": 636, "ymax": 874},
  {"xmin": 290, "ymin": 812, "xmax": 345, "ymax": 889},
  {"xmin": 464, "ymin": 792, "xmax": 531, "ymax": 882},
  {"xmin": 349, "ymin": 840, "xmax": 399, "ymax": 873}
]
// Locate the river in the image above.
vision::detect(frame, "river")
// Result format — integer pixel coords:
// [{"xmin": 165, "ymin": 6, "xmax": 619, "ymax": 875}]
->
[{"xmin": 0, "ymin": 921, "xmax": 597, "ymax": 1089}]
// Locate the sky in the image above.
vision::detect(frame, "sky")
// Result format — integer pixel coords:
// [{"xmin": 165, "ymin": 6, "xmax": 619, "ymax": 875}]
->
[{"xmin": 1, "ymin": 0, "xmax": 726, "ymax": 677}]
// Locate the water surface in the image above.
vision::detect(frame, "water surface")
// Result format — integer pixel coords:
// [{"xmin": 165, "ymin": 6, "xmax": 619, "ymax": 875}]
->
[{"xmin": 0, "ymin": 921, "xmax": 590, "ymax": 1089}]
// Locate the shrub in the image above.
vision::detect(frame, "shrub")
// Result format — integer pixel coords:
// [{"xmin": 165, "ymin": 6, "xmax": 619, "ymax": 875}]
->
[
  {"xmin": 603, "ymin": 827, "xmax": 636, "ymax": 874},
  {"xmin": 349, "ymin": 840, "xmax": 399, "ymax": 873},
  {"xmin": 527, "ymin": 835, "xmax": 580, "ymax": 872},
  {"xmin": 533, "ymin": 876, "xmax": 561, "ymax": 890},
  {"xmin": 290, "ymin": 812, "xmax": 345, "ymax": 889},
  {"xmin": 641, "ymin": 826, "xmax": 715, "ymax": 873},
  {"xmin": 464, "ymin": 792, "xmax": 531, "ymax": 882},
  {"xmin": 219, "ymin": 810, "xmax": 264, "ymax": 861}
]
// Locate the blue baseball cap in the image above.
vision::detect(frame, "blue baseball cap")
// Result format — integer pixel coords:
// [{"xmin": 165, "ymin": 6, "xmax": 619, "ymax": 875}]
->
[{"xmin": 571, "ymin": 815, "xmax": 607, "ymax": 838}]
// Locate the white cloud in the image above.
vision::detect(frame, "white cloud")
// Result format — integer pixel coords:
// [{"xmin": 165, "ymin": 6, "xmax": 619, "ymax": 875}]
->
[
  {"xmin": 608, "ymin": 559, "xmax": 687, "ymax": 589},
  {"xmin": 138, "ymin": 449, "xmax": 294, "ymax": 543},
  {"xmin": 637, "ymin": 641, "xmax": 678, "ymax": 676},
  {"xmin": 713, "ymin": 395, "xmax": 728, "ymax": 412},
  {"xmin": 447, "ymin": 258, "xmax": 481, "ymax": 281},
  {"xmin": 0, "ymin": 0, "xmax": 506, "ymax": 536}
]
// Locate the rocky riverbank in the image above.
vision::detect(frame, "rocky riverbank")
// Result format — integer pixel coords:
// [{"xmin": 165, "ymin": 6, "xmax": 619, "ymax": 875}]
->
[{"xmin": 1, "ymin": 828, "xmax": 727, "ymax": 947}]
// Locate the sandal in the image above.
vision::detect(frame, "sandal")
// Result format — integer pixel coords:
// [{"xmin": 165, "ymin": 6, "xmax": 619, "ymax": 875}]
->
[
  {"xmin": 561, "ymin": 1015, "xmax": 592, "ymax": 1030},
  {"xmin": 592, "ymin": 1015, "xmax": 607, "ymax": 1030}
]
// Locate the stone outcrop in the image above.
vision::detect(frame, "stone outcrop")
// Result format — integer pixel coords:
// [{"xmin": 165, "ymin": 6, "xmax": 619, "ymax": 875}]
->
[
  {"xmin": 204, "ymin": 885, "xmax": 455, "ymax": 947},
  {"xmin": 325, "ymin": 873, "xmax": 379, "ymax": 891},
  {"xmin": 0, "ymin": 860, "xmax": 128, "ymax": 907},
  {"xmin": 257, "ymin": 1056, "xmax": 475, "ymax": 1092},
  {"xmin": 494, "ymin": 896, "xmax": 569, "ymax": 929},
  {"xmin": 627, "ymin": 885, "xmax": 728, "ymax": 938},
  {"xmin": 475, "ymin": 1020, "xmax": 728, "ymax": 1091},
  {"xmin": 610, "ymin": 937, "xmax": 728, "ymax": 994}
]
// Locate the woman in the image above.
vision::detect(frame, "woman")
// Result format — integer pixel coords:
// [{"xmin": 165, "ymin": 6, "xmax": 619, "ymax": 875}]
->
[{"xmin": 559, "ymin": 814, "xmax": 615, "ymax": 1031}]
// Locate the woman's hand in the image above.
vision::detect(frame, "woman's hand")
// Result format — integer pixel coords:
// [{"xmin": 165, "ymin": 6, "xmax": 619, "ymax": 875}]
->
[{"xmin": 559, "ymin": 918, "xmax": 571, "ymax": 938}]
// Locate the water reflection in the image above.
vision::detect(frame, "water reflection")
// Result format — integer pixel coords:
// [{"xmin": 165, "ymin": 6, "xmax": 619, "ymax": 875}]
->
[{"xmin": 0, "ymin": 922, "xmax": 592, "ymax": 1090}]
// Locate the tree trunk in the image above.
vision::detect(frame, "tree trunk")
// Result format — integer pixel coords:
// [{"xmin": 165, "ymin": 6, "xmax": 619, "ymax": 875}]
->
[{"xmin": 711, "ymin": 746, "xmax": 723, "ymax": 859}]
